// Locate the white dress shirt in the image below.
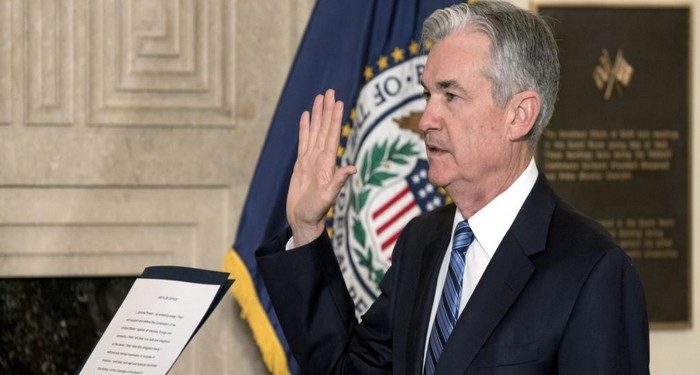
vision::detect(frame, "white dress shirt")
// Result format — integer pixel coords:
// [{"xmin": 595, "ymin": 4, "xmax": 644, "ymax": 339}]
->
[{"xmin": 422, "ymin": 158, "xmax": 539, "ymax": 365}]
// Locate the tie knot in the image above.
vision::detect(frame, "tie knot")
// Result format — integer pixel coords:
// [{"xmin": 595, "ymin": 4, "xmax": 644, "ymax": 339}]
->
[{"xmin": 452, "ymin": 220, "xmax": 474, "ymax": 255}]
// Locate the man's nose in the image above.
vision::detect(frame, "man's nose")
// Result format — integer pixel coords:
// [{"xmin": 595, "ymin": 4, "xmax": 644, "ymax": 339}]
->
[{"xmin": 418, "ymin": 101, "xmax": 440, "ymax": 133}]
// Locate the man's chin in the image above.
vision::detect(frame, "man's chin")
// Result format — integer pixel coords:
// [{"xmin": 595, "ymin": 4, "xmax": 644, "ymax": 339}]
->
[{"xmin": 427, "ymin": 171, "xmax": 449, "ymax": 189}]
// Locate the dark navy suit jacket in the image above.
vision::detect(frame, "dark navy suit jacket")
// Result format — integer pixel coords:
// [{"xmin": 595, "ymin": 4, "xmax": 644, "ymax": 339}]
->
[{"xmin": 256, "ymin": 175, "xmax": 650, "ymax": 374}]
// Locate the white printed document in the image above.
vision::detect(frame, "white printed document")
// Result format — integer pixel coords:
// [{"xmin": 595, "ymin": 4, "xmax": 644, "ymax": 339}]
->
[{"xmin": 79, "ymin": 266, "xmax": 233, "ymax": 375}]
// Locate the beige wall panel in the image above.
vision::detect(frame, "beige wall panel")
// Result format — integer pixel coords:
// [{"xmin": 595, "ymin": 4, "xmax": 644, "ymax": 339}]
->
[
  {"xmin": 0, "ymin": 0, "xmax": 269, "ymax": 373},
  {"xmin": 0, "ymin": 188, "xmax": 227, "ymax": 276},
  {"xmin": 0, "ymin": 127, "xmax": 240, "ymax": 185},
  {"xmin": 0, "ymin": 224, "xmax": 190, "ymax": 275},
  {"xmin": 0, "ymin": 1, "xmax": 10, "ymax": 125},
  {"xmin": 87, "ymin": 0, "xmax": 234, "ymax": 126},
  {"xmin": 25, "ymin": 0, "xmax": 74, "ymax": 125}
]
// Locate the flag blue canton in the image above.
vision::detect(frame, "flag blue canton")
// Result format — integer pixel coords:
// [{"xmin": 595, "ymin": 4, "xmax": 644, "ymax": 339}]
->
[{"xmin": 407, "ymin": 159, "xmax": 445, "ymax": 212}]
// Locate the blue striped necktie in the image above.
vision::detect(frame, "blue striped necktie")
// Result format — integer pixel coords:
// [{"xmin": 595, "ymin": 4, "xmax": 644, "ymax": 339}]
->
[{"xmin": 424, "ymin": 220, "xmax": 474, "ymax": 375}]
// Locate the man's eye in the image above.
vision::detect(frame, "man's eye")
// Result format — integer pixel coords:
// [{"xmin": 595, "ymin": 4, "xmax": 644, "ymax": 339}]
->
[
  {"xmin": 423, "ymin": 91, "xmax": 431, "ymax": 101},
  {"xmin": 445, "ymin": 93, "xmax": 456, "ymax": 102}
]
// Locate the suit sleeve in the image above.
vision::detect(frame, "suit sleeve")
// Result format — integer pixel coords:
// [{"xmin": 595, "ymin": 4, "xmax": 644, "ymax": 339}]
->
[
  {"xmin": 256, "ymin": 226, "xmax": 408, "ymax": 374},
  {"xmin": 557, "ymin": 248, "xmax": 650, "ymax": 375}
]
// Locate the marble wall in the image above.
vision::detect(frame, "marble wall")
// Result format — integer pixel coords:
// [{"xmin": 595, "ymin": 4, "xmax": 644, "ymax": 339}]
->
[{"xmin": 0, "ymin": 277, "xmax": 134, "ymax": 374}]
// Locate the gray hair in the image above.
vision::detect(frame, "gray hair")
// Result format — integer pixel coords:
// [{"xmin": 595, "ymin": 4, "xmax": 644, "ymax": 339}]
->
[{"xmin": 422, "ymin": 1, "xmax": 559, "ymax": 148}]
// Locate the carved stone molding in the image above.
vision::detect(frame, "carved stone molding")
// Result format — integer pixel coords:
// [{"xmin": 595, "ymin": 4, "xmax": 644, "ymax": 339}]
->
[
  {"xmin": 25, "ymin": 0, "xmax": 75, "ymax": 125},
  {"xmin": 88, "ymin": 0, "xmax": 234, "ymax": 126},
  {"xmin": 0, "ymin": 187, "xmax": 229, "ymax": 276},
  {"xmin": 0, "ymin": 0, "xmax": 11, "ymax": 125}
]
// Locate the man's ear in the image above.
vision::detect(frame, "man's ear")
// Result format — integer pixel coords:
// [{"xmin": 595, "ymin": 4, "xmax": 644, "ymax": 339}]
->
[{"xmin": 506, "ymin": 90, "xmax": 541, "ymax": 141}]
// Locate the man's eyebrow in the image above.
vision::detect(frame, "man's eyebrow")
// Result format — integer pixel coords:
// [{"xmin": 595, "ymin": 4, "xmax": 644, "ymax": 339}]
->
[
  {"xmin": 419, "ymin": 79, "xmax": 466, "ymax": 92},
  {"xmin": 437, "ymin": 79, "xmax": 466, "ymax": 92}
]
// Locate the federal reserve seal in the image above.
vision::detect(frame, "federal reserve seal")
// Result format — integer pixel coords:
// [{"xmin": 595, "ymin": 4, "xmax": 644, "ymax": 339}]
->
[{"xmin": 328, "ymin": 45, "xmax": 448, "ymax": 316}]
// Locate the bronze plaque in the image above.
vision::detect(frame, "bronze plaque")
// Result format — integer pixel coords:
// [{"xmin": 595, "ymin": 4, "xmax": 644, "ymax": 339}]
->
[{"xmin": 533, "ymin": 3, "xmax": 691, "ymax": 326}]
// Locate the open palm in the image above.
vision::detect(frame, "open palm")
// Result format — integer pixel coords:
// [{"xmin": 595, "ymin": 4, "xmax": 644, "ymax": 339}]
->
[{"xmin": 286, "ymin": 89, "xmax": 357, "ymax": 246}]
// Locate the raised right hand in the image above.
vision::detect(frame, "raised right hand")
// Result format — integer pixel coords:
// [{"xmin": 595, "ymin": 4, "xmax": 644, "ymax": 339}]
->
[{"xmin": 286, "ymin": 89, "xmax": 357, "ymax": 246}]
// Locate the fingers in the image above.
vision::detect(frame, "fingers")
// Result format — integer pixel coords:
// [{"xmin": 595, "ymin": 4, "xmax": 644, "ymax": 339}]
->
[
  {"xmin": 302, "ymin": 89, "xmax": 344, "ymax": 156},
  {"xmin": 317, "ymin": 89, "xmax": 335, "ymax": 150},
  {"xmin": 297, "ymin": 111, "xmax": 310, "ymax": 157},
  {"xmin": 330, "ymin": 165, "xmax": 357, "ymax": 193},
  {"xmin": 307, "ymin": 94, "xmax": 324, "ymax": 150},
  {"xmin": 325, "ymin": 100, "xmax": 343, "ymax": 154}
]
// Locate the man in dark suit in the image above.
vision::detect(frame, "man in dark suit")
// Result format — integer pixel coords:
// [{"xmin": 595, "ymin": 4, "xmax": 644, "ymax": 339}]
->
[{"xmin": 257, "ymin": 1, "xmax": 649, "ymax": 374}]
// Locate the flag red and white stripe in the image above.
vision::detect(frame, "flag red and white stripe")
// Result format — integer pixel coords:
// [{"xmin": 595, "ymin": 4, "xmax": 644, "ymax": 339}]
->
[{"xmin": 370, "ymin": 183, "xmax": 422, "ymax": 253}]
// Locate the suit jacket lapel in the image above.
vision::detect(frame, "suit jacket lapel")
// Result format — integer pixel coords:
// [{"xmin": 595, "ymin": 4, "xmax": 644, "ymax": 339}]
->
[
  {"xmin": 434, "ymin": 174, "xmax": 557, "ymax": 374},
  {"xmin": 405, "ymin": 204, "xmax": 455, "ymax": 375}
]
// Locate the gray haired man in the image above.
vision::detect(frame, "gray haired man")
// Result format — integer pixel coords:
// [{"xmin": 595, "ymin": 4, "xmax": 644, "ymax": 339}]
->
[{"xmin": 257, "ymin": 1, "xmax": 649, "ymax": 373}]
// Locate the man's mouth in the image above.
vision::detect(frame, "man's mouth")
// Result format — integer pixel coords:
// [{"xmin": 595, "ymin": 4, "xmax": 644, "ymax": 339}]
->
[{"xmin": 426, "ymin": 144, "xmax": 448, "ymax": 154}]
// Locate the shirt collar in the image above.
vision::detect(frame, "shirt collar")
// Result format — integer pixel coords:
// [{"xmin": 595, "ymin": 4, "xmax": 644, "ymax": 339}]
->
[{"xmin": 452, "ymin": 158, "xmax": 539, "ymax": 258}]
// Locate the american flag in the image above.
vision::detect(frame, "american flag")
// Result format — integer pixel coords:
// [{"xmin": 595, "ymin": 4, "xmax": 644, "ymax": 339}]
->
[{"xmin": 370, "ymin": 160, "xmax": 445, "ymax": 255}]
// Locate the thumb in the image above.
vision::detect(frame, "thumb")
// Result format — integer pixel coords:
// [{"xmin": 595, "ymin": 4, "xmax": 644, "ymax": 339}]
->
[{"xmin": 330, "ymin": 165, "xmax": 357, "ymax": 192}]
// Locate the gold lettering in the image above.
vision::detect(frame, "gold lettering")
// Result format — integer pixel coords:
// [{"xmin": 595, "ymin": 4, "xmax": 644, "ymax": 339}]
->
[{"xmin": 542, "ymin": 128, "xmax": 677, "ymax": 182}]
